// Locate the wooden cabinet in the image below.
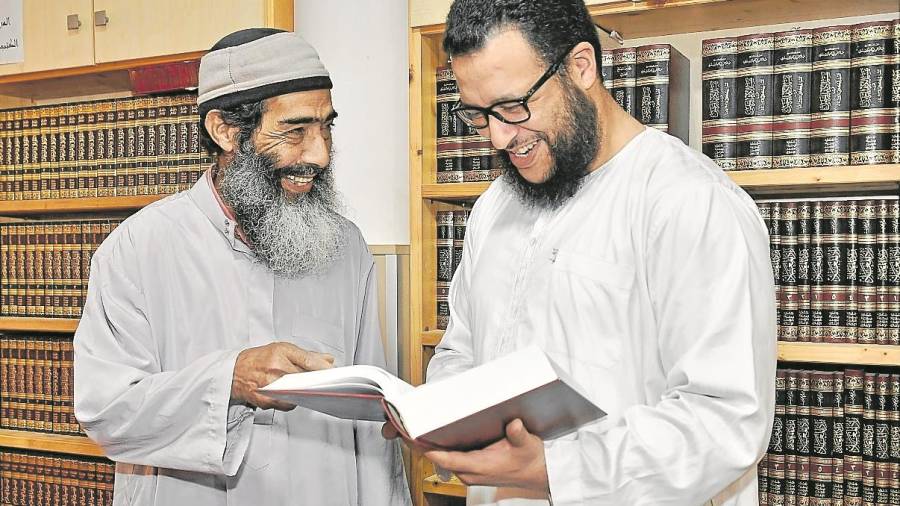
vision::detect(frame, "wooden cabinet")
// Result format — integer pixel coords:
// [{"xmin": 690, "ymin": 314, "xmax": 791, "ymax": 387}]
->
[
  {"xmin": 0, "ymin": 0, "xmax": 95, "ymax": 77},
  {"xmin": 92, "ymin": 0, "xmax": 292, "ymax": 63},
  {"xmin": 409, "ymin": 0, "xmax": 900, "ymax": 504},
  {"xmin": 0, "ymin": 0, "xmax": 291, "ymax": 78}
]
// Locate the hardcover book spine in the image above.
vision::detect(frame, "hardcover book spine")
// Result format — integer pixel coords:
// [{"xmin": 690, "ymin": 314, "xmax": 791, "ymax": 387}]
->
[
  {"xmin": 736, "ymin": 33, "xmax": 775, "ymax": 170},
  {"xmin": 39, "ymin": 106, "xmax": 51, "ymax": 199},
  {"xmin": 892, "ymin": 19, "xmax": 900, "ymax": 164},
  {"xmin": 862, "ymin": 372, "xmax": 876, "ymax": 504},
  {"xmin": 832, "ymin": 371, "xmax": 845, "ymax": 504},
  {"xmin": 94, "ymin": 101, "xmax": 109, "ymax": 198},
  {"xmin": 435, "ymin": 66, "xmax": 464, "ymax": 184},
  {"xmin": 166, "ymin": 96, "xmax": 181, "ymax": 193},
  {"xmin": 146, "ymin": 96, "xmax": 159, "ymax": 195},
  {"xmin": 19, "ymin": 108, "xmax": 32, "ymax": 200},
  {"xmin": 104, "ymin": 100, "xmax": 118, "ymax": 196},
  {"xmin": 125, "ymin": 97, "xmax": 139, "ymax": 195},
  {"xmin": 65, "ymin": 104, "xmax": 79, "ymax": 199},
  {"xmin": 811, "ymin": 25, "xmax": 852, "ymax": 167},
  {"xmin": 33, "ymin": 223, "xmax": 45, "ymax": 318},
  {"xmin": 177, "ymin": 95, "xmax": 192, "ymax": 191},
  {"xmin": 798, "ymin": 202, "xmax": 812, "ymax": 342},
  {"xmin": 612, "ymin": 47, "xmax": 637, "ymax": 118},
  {"xmin": 780, "ymin": 201, "xmax": 799, "ymax": 341},
  {"xmin": 12, "ymin": 108, "xmax": 23, "ymax": 200},
  {"xmin": 849, "ymin": 21, "xmax": 894, "ymax": 165},
  {"xmin": 773, "ymin": 29, "xmax": 813, "ymax": 168},
  {"xmin": 635, "ymin": 44, "xmax": 671, "ymax": 132},
  {"xmin": 797, "ymin": 370, "xmax": 812, "ymax": 504},
  {"xmin": 768, "ymin": 369, "xmax": 786, "ymax": 504},
  {"xmin": 0, "ymin": 334, "xmax": 6, "ymax": 428},
  {"xmin": 601, "ymin": 49, "xmax": 613, "ymax": 90},
  {"xmin": 115, "ymin": 98, "xmax": 128, "ymax": 194},
  {"xmin": 135, "ymin": 97, "xmax": 149, "ymax": 195},
  {"xmin": 810, "ymin": 371, "xmax": 834, "ymax": 503},
  {"xmin": 846, "ymin": 200, "xmax": 859, "ymax": 343},
  {"xmin": 0, "ymin": 225, "xmax": 6, "ymax": 316},
  {"xmin": 189, "ymin": 96, "xmax": 202, "ymax": 186},
  {"xmin": 857, "ymin": 200, "xmax": 878, "ymax": 344},
  {"xmin": 824, "ymin": 201, "xmax": 850, "ymax": 343},
  {"xmin": 0, "ymin": 110, "xmax": 7, "ymax": 201},
  {"xmin": 14, "ymin": 224, "xmax": 25, "ymax": 317},
  {"xmin": 436, "ymin": 210, "xmax": 454, "ymax": 330},
  {"xmin": 23, "ymin": 224, "xmax": 33, "ymax": 317},
  {"xmin": 75, "ymin": 103, "xmax": 89, "ymax": 198},
  {"xmin": 889, "ymin": 373, "xmax": 899, "ymax": 505},
  {"xmin": 48, "ymin": 106, "xmax": 60, "ymax": 200},
  {"xmin": 875, "ymin": 374, "xmax": 892, "ymax": 505},
  {"xmin": 889, "ymin": 199, "xmax": 900, "ymax": 345},
  {"xmin": 843, "ymin": 368, "xmax": 864, "ymax": 505},
  {"xmin": 451, "ymin": 210, "xmax": 467, "ymax": 277}
]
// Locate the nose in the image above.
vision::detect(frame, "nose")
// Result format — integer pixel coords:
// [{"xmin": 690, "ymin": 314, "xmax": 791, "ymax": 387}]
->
[
  {"xmin": 301, "ymin": 128, "xmax": 331, "ymax": 168},
  {"xmin": 485, "ymin": 115, "xmax": 518, "ymax": 151}
]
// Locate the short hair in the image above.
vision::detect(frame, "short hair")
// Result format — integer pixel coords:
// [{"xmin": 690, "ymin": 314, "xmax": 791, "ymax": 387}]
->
[
  {"xmin": 443, "ymin": 0, "xmax": 602, "ymax": 75},
  {"xmin": 198, "ymin": 100, "xmax": 266, "ymax": 158}
]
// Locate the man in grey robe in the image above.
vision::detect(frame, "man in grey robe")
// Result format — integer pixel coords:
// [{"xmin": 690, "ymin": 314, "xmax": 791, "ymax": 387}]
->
[{"xmin": 73, "ymin": 28, "xmax": 411, "ymax": 506}]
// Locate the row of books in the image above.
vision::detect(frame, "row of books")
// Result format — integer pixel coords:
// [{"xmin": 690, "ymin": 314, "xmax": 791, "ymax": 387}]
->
[
  {"xmin": 703, "ymin": 20, "xmax": 900, "ymax": 170},
  {"xmin": 600, "ymin": 44, "xmax": 690, "ymax": 143},
  {"xmin": 0, "ymin": 449, "xmax": 113, "ymax": 506},
  {"xmin": 0, "ymin": 218, "xmax": 123, "ymax": 318},
  {"xmin": 758, "ymin": 198, "xmax": 900, "ymax": 345},
  {"xmin": 435, "ymin": 209, "xmax": 468, "ymax": 330},
  {"xmin": 759, "ymin": 366, "xmax": 899, "ymax": 505},
  {"xmin": 0, "ymin": 334, "xmax": 80, "ymax": 436},
  {"xmin": 435, "ymin": 67, "xmax": 502, "ymax": 184},
  {"xmin": 0, "ymin": 93, "xmax": 210, "ymax": 202}
]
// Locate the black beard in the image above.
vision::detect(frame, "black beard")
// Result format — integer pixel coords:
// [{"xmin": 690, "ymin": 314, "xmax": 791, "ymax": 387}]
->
[
  {"xmin": 218, "ymin": 140, "xmax": 347, "ymax": 277},
  {"xmin": 498, "ymin": 78, "xmax": 600, "ymax": 210}
]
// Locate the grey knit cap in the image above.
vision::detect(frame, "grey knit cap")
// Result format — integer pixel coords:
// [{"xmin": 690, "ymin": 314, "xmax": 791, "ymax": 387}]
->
[{"xmin": 198, "ymin": 28, "xmax": 333, "ymax": 121}]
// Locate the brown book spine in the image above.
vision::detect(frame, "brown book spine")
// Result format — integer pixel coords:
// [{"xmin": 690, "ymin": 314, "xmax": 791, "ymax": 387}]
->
[
  {"xmin": 849, "ymin": 21, "xmax": 894, "ymax": 166},
  {"xmin": 104, "ymin": 100, "xmax": 118, "ymax": 196},
  {"xmin": 857, "ymin": 200, "xmax": 878, "ymax": 344},
  {"xmin": 69, "ymin": 222, "xmax": 83, "ymax": 318},
  {"xmin": 61, "ymin": 339, "xmax": 77, "ymax": 434},
  {"xmin": 34, "ymin": 337, "xmax": 48, "ymax": 432},
  {"xmin": 49, "ymin": 337, "xmax": 61, "ymax": 433},
  {"xmin": 189, "ymin": 95, "xmax": 202, "ymax": 186},
  {"xmin": 1, "ymin": 224, "xmax": 8, "ymax": 316},
  {"xmin": 889, "ymin": 199, "xmax": 899, "ymax": 345},
  {"xmin": 0, "ymin": 110, "xmax": 7, "ymax": 200},
  {"xmin": 12, "ymin": 108, "xmax": 23, "ymax": 200},
  {"xmin": 874, "ymin": 374, "xmax": 892, "ymax": 504},
  {"xmin": 811, "ymin": 25, "xmax": 852, "ymax": 167},
  {"xmin": 33, "ymin": 222, "xmax": 46, "ymax": 318},
  {"xmin": 39, "ymin": 106, "xmax": 52, "ymax": 199},
  {"xmin": 50, "ymin": 222, "xmax": 63, "ymax": 318},
  {"xmin": 48, "ymin": 105, "xmax": 61, "ymax": 200},
  {"xmin": 75, "ymin": 102, "xmax": 89, "ymax": 198},
  {"xmin": 146, "ymin": 96, "xmax": 159, "ymax": 195},
  {"xmin": 135, "ymin": 97, "xmax": 149, "ymax": 195},
  {"xmin": 114, "ymin": 98, "xmax": 128, "ymax": 194},
  {"xmin": 0, "ymin": 334, "xmax": 8, "ymax": 428},
  {"xmin": 23, "ymin": 337, "xmax": 35, "ymax": 431},
  {"xmin": 889, "ymin": 374, "xmax": 899, "ymax": 506},
  {"xmin": 177, "ymin": 94, "xmax": 191, "ymax": 191},
  {"xmin": 23, "ymin": 223, "xmax": 34, "ymax": 316},
  {"xmin": 84, "ymin": 100, "xmax": 100, "ymax": 198},
  {"xmin": 14, "ymin": 224, "xmax": 26, "ymax": 316},
  {"xmin": 65, "ymin": 103, "xmax": 80, "ymax": 199},
  {"xmin": 22, "ymin": 107, "xmax": 35, "ymax": 200},
  {"xmin": 124, "ymin": 97, "xmax": 138, "ymax": 196}
]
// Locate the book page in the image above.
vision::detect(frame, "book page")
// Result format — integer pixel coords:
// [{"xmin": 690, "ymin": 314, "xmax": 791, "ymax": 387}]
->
[{"xmin": 260, "ymin": 364, "xmax": 414, "ymax": 400}]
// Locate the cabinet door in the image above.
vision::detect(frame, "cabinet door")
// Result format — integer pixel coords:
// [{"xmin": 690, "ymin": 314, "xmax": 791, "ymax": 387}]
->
[
  {"xmin": 92, "ymin": 0, "xmax": 286, "ymax": 63},
  {"xmin": 0, "ymin": 0, "xmax": 95, "ymax": 76}
]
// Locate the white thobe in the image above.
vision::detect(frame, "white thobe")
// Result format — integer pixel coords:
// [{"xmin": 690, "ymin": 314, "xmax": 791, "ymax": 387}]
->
[
  {"xmin": 74, "ymin": 171, "xmax": 410, "ymax": 506},
  {"xmin": 429, "ymin": 128, "xmax": 777, "ymax": 506}
]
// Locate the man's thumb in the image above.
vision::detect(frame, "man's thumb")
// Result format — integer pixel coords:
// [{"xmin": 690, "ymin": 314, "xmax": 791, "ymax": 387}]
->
[{"xmin": 506, "ymin": 419, "xmax": 530, "ymax": 446}]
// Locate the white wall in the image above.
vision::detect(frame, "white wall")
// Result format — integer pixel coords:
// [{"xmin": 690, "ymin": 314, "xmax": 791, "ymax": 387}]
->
[{"xmin": 294, "ymin": 0, "xmax": 409, "ymax": 245}]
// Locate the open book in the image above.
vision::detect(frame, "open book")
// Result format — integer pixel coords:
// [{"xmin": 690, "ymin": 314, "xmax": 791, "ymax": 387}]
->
[{"xmin": 260, "ymin": 345, "xmax": 606, "ymax": 450}]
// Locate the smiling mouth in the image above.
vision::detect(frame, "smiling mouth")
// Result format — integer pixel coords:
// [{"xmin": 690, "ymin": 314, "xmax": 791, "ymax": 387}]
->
[
  {"xmin": 510, "ymin": 139, "xmax": 539, "ymax": 158},
  {"xmin": 283, "ymin": 174, "xmax": 316, "ymax": 185}
]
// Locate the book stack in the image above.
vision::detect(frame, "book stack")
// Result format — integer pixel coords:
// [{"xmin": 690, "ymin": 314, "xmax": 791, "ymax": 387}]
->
[
  {"xmin": 759, "ymin": 365, "xmax": 899, "ymax": 505},
  {"xmin": 0, "ymin": 93, "xmax": 209, "ymax": 201},
  {"xmin": 0, "ymin": 449, "xmax": 114, "ymax": 505},
  {"xmin": 435, "ymin": 209, "xmax": 469, "ymax": 330},
  {"xmin": 757, "ymin": 197, "xmax": 899, "ymax": 345},
  {"xmin": 0, "ymin": 334, "xmax": 80, "ymax": 436},
  {"xmin": 602, "ymin": 44, "xmax": 690, "ymax": 143},
  {"xmin": 434, "ymin": 67, "xmax": 501, "ymax": 184},
  {"xmin": 703, "ymin": 19, "xmax": 900, "ymax": 170},
  {"xmin": 0, "ymin": 218, "xmax": 123, "ymax": 318}
]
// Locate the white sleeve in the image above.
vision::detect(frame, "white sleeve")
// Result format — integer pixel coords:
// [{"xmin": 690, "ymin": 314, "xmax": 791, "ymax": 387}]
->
[
  {"xmin": 74, "ymin": 234, "xmax": 254, "ymax": 476},
  {"xmin": 544, "ymin": 182, "xmax": 777, "ymax": 504}
]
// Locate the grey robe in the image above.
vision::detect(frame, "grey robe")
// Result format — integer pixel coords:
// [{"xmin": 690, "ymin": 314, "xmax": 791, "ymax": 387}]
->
[{"xmin": 74, "ymin": 171, "xmax": 410, "ymax": 505}]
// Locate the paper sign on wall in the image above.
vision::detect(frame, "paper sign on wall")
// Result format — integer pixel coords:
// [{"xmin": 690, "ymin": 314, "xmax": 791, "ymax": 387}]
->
[{"xmin": 0, "ymin": 0, "xmax": 23, "ymax": 65}]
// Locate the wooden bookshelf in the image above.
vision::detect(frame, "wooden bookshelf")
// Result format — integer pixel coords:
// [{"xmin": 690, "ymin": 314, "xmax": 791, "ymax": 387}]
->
[
  {"xmin": 0, "ymin": 195, "xmax": 167, "ymax": 216},
  {"xmin": 0, "ymin": 317, "xmax": 80, "ymax": 333},
  {"xmin": 423, "ymin": 474, "xmax": 467, "ymax": 498},
  {"xmin": 410, "ymin": 2, "xmax": 900, "ymax": 502},
  {"xmin": 778, "ymin": 342, "xmax": 900, "ymax": 367},
  {"xmin": 0, "ymin": 430, "xmax": 105, "ymax": 457}
]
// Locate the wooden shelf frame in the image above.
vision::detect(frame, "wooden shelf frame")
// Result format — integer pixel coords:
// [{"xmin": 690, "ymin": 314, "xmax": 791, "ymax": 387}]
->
[
  {"xmin": 0, "ymin": 318, "xmax": 80, "ymax": 333},
  {"xmin": 423, "ymin": 474, "xmax": 467, "ymax": 498},
  {"xmin": 0, "ymin": 195, "xmax": 166, "ymax": 215},
  {"xmin": 0, "ymin": 430, "xmax": 105, "ymax": 458}
]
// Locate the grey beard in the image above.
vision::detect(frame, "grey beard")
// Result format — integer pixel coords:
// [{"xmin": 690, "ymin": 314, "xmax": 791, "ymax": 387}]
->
[
  {"xmin": 219, "ymin": 144, "xmax": 348, "ymax": 278},
  {"xmin": 498, "ymin": 76, "xmax": 600, "ymax": 210}
]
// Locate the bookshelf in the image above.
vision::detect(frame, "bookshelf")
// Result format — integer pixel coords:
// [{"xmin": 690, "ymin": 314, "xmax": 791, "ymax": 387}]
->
[
  {"xmin": 409, "ymin": 0, "xmax": 900, "ymax": 503},
  {"xmin": 0, "ymin": 1, "xmax": 294, "ymax": 498}
]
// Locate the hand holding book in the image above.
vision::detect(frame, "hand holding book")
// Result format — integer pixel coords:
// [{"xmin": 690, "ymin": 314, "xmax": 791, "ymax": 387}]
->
[{"xmin": 260, "ymin": 345, "xmax": 606, "ymax": 451}]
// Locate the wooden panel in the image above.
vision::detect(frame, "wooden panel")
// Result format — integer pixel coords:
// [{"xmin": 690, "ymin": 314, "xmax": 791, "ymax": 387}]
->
[
  {"xmin": 424, "ymin": 474, "xmax": 467, "ymax": 498},
  {"xmin": 422, "ymin": 330, "xmax": 443, "ymax": 347},
  {"xmin": 0, "ymin": 430, "xmax": 105, "ymax": 457},
  {"xmin": 0, "ymin": 195, "xmax": 164, "ymax": 215},
  {"xmin": 422, "ymin": 182, "xmax": 491, "ymax": 200},
  {"xmin": 265, "ymin": 0, "xmax": 294, "ymax": 31},
  {"xmin": 410, "ymin": 0, "xmax": 898, "ymax": 37},
  {"xmin": 728, "ymin": 164, "xmax": 900, "ymax": 194},
  {"xmin": 0, "ymin": 317, "xmax": 79, "ymax": 333},
  {"xmin": 92, "ymin": 0, "xmax": 271, "ymax": 63},
  {"xmin": 778, "ymin": 343, "xmax": 900, "ymax": 367},
  {"xmin": 0, "ymin": 0, "xmax": 95, "ymax": 77}
]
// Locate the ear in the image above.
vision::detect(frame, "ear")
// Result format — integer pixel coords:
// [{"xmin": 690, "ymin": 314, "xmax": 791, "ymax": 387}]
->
[
  {"xmin": 567, "ymin": 41, "xmax": 598, "ymax": 90},
  {"xmin": 204, "ymin": 110, "xmax": 241, "ymax": 154}
]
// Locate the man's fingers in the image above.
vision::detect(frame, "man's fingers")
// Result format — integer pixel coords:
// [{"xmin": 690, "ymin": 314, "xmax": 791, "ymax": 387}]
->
[
  {"xmin": 505, "ymin": 418, "xmax": 530, "ymax": 447},
  {"xmin": 381, "ymin": 423, "xmax": 399, "ymax": 439},
  {"xmin": 282, "ymin": 343, "xmax": 335, "ymax": 371}
]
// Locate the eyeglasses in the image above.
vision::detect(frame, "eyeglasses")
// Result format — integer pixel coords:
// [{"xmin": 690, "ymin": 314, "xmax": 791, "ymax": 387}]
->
[{"xmin": 450, "ymin": 46, "xmax": 574, "ymax": 129}]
